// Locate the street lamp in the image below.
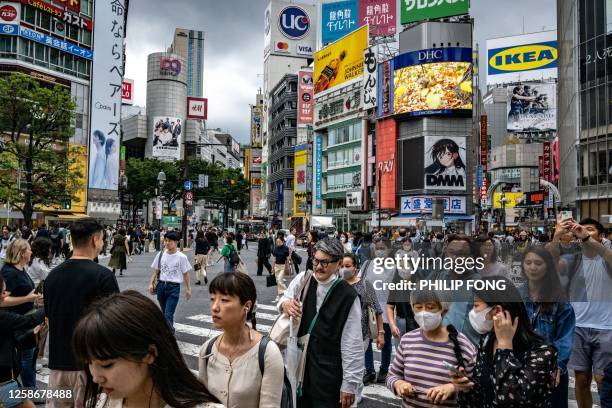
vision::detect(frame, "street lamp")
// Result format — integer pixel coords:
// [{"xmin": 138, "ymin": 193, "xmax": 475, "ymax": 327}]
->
[{"xmin": 157, "ymin": 171, "xmax": 166, "ymax": 239}]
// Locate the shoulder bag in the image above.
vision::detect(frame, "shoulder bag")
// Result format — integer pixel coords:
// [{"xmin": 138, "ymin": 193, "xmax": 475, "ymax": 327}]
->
[
  {"xmin": 269, "ymin": 271, "xmax": 313, "ymax": 347},
  {"xmin": 152, "ymin": 251, "xmax": 163, "ymax": 294}
]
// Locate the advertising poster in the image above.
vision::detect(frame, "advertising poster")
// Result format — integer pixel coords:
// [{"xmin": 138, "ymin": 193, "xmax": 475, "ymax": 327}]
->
[
  {"xmin": 251, "ymin": 106, "xmax": 262, "ymax": 147},
  {"xmin": 186, "ymin": 97, "xmax": 208, "ymax": 120},
  {"xmin": 507, "ymin": 83, "xmax": 556, "ymax": 131},
  {"xmin": 424, "ymin": 136, "xmax": 467, "ymax": 191},
  {"xmin": 297, "ymin": 69, "xmax": 314, "ymax": 124},
  {"xmin": 400, "ymin": 0, "xmax": 469, "ymax": 24},
  {"xmin": 393, "ymin": 47, "xmax": 472, "ymax": 116},
  {"xmin": 151, "ymin": 117, "xmax": 182, "ymax": 160},
  {"xmin": 358, "ymin": 0, "xmax": 396, "ymax": 37},
  {"xmin": 363, "ymin": 46, "xmax": 378, "ymax": 110},
  {"xmin": 294, "ymin": 144, "xmax": 308, "ymax": 216},
  {"xmin": 88, "ymin": 0, "xmax": 124, "ymax": 190},
  {"xmin": 377, "ymin": 59, "xmax": 393, "ymax": 117},
  {"xmin": 0, "ymin": 1, "xmax": 20, "ymax": 34},
  {"xmin": 314, "ymin": 25, "xmax": 368, "ymax": 96},
  {"xmin": 121, "ymin": 79, "xmax": 134, "ymax": 105},
  {"xmin": 321, "ymin": 0, "xmax": 359, "ymax": 45},
  {"xmin": 266, "ymin": 1, "xmax": 317, "ymax": 58},
  {"xmin": 486, "ymin": 31, "xmax": 557, "ymax": 85},
  {"xmin": 493, "ymin": 192, "xmax": 524, "ymax": 208}
]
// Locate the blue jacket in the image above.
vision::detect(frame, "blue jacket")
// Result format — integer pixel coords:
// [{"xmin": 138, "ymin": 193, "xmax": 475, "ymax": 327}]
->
[{"xmin": 518, "ymin": 284, "xmax": 575, "ymax": 372}]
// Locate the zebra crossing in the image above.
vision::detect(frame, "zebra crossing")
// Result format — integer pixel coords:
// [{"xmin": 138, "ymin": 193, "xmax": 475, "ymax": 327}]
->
[{"xmin": 34, "ymin": 299, "xmax": 596, "ymax": 407}]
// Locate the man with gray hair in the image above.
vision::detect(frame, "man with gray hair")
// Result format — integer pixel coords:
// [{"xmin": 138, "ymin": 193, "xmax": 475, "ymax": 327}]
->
[{"xmin": 278, "ymin": 237, "xmax": 363, "ymax": 407}]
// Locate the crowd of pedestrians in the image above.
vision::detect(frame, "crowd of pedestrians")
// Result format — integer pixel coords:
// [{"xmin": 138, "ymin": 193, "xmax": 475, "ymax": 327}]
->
[{"xmin": 0, "ymin": 216, "xmax": 611, "ymax": 407}]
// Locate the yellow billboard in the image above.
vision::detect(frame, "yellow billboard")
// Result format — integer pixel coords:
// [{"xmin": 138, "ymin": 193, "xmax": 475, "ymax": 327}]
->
[
  {"xmin": 493, "ymin": 192, "xmax": 524, "ymax": 208},
  {"xmin": 314, "ymin": 25, "xmax": 368, "ymax": 95},
  {"xmin": 293, "ymin": 147, "xmax": 308, "ymax": 217}
]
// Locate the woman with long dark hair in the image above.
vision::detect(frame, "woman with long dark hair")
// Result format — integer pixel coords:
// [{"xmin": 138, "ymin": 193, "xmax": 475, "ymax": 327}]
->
[
  {"xmin": 72, "ymin": 290, "xmax": 222, "ymax": 408},
  {"xmin": 27, "ymin": 237, "xmax": 53, "ymax": 285},
  {"xmin": 305, "ymin": 230, "xmax": 319, "ymax": 272},
  {"xmin": 450, "ymin": 276, "xmax": 558, "ymax": 407},
  {"xmin": 424, "ymin": 138, "xmax": 466, "ymax": 177},
  {"xmin": 518, "ymin": 247, "xmax": 575, "ymax": 407}
]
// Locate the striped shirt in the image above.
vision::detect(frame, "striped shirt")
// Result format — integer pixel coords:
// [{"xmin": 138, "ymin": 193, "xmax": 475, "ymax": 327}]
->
[{"xmin": 386, "ymin": 328, "xmax": 477, "ymax": 407}]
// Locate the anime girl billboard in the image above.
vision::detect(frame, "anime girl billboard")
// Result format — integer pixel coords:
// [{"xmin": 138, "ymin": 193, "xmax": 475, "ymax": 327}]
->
[{"xmin": 424, "ymin": 136, "xmax": 467, "ymax": 191}]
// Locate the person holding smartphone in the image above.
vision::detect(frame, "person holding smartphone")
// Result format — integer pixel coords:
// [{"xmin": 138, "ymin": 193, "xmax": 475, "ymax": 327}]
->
[{"xmin": 450, "ymin": 276, "xmax": 558, "ymax": 407}]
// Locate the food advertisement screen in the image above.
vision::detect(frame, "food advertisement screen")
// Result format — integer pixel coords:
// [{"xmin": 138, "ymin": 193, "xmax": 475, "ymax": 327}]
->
[{"xmin": 392, "ymin": 47, "xmax": 472, "ymax": 116}]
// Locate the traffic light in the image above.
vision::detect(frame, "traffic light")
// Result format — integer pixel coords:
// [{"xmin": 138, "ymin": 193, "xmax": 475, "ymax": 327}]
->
[{"xmin": 64, "ymin": 200, "xmax": 71, "ymax": 210}]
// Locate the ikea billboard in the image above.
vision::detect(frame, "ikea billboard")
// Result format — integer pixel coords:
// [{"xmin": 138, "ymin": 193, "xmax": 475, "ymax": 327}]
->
[{"xmin": 486, "ymin": 31, "xmax": 557, "ymax": 85}]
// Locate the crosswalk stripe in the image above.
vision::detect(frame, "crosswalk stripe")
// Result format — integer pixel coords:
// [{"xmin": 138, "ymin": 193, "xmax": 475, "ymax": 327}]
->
[
  {"xmin": 255, "ymin": 304, "xmax": 278, "ymax": 312},
  {"xmin": 188, "ymin": 311, "xmax": 278, "ymax": 322}
]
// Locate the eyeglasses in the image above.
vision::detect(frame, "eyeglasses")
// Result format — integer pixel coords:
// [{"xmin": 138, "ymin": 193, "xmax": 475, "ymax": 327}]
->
[{"xmin": 312, "ymin": 258, "xmax": 338, "ymax": 268}]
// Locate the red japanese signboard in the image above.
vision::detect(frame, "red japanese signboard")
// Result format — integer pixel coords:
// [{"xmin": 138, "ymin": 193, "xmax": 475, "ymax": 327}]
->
[
  {"xmin": 52, "ymin": 0, "xmax": 79, "ymax": 13},
  {"xmin": 358, "ymin": 0, "xmax": 396, "ymax": 37},
  {"xmin": 480, "ymin": 115, "xmax": 487, "ymax": 170},
  {"xmin": 297, "ymin": 69, "xmax": 314, "ymax": 125},
  {"xmin": 20, "ymin": 0, "xmax": 92, "ymax": 30},
  {"xmin": 538, "ymin": 155, "xmax": 544, "ymax": 187},
  {"xmin": 543, "ymin": 140, "xmax": 551, "ymax": 181}
]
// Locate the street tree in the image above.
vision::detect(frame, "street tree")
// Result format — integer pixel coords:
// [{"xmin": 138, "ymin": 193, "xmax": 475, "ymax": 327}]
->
[
  {"xmin": 0, "ymin": 73, "xmax": 82, "ymax": 227},
  {"xmin": 124, "ymin": 157, "xmax": 160, "ymax": 223}
]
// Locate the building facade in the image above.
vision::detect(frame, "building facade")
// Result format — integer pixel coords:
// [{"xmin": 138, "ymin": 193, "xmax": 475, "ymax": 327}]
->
[
  {"xmin": 168, "ymin": 28, "xmax": 205, "ymax": 97},
  {"xmin": 267, "ymin": 74, "xmax": 297, "ymax": 227},
  {"xmin": 558, "ymin": 0, "xmax": 612, "ymax": 222},
  {"xmin": 0, "ymin": 0, "xmax": 128, "ymax": 223}
]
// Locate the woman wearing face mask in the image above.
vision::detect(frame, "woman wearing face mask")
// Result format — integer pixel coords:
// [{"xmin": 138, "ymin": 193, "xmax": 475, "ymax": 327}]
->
[
  {"xmin": 451, "ymin": 276, "xmax": 558, "ymax": 407},
  {"xmin": 517, "ymin": 247, "xmax": 575, "ymax": 408},
  {"xmin": 339, "ymin": 232, "xmax": 352, "ymax": 253},
  {"xmin": 279, "ymin": 238, "xmax": 363, "ymax": 408},
  {"xmin": 475, "ymin": 235, "xmax": 509, "ymax": 278},
  {"xmin": 199, "ymin": 273, "xmax": 284, "ymax": 408},
  {"xmin": 72, "ymin": 291, "xmax": 222, "ymax": 408},
  {"xmin": 340, "ymin": 253, "xmax": 384, "ymax": 391},
  {"xmin": 386, "ymin": 288, "xmax": 477, "ymax": 407}
]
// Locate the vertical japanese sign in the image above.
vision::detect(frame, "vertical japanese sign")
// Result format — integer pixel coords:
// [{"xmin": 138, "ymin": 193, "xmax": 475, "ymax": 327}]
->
[
  {"xmin": 538, "ymin": 156, "xmax": 544, "ymax": 187},
  {"xmin": 297, "ymin": 69, "xmax": 314, "ymax": 125},
  {"xmin": 480, "ymin": 115, "xmax": 487, "ymax": 170},
  {"xmin": 543, "ymin": 141, "xmax": 551, "ymax": 181},
  {"xmin": 377, "ymin": 59, "xmax": 392, "ymax": 116},
  {"xmin": 294, "ymin": 144, "xmax": 308, "ymax": 216},
  {"xmin": 277, "ymin": 180, "xmax": 284, "ymax": 214},
  {"xmin": 358, "ymin": 0, "xmax": 396, "ymax": 37},
  {"xmin": 363, "ymin": 46, "xmax": 378, "ymax": 110},
  {"xmin": 88, "ymin": 0, "xmax": 125, "ymax": 191},
  {"xmin": 315, "ymin": 134, "xmax": 322, "ymax": 209},
  {"xmin": 321, "ymin": 0, "xmax": 359, "ymax": 45}
]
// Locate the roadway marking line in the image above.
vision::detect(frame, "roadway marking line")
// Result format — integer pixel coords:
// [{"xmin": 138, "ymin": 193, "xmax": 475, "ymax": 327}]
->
[
  {"xmin": 188, "ymin": 312, "xmax": 278, "ymax": 322},
  {"xmin": 255, "ymin": 304, "xmax": 278, "ymax": 312}
]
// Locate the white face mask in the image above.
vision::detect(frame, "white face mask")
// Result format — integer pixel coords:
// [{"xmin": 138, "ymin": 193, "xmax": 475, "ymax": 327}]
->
[
  {"xmin": 339, "ymin": 267, "xmax": 355, "ymax": 280},
  {"xmin": 374, "ymin": 250, "xmax": 388, "ymax": 258},
  {"xmin": 469, "ymin": 306, "xmax": 494, "ymax": 334},
  {"xmin": 414, "ymin": 311, "xmax": 442, "ymax": 331}
]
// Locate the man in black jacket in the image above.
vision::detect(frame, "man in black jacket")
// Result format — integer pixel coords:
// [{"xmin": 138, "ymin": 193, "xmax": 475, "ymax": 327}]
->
[{"xmin": 256, "ymin": 232, "xmax": 272, "ymax": 276}]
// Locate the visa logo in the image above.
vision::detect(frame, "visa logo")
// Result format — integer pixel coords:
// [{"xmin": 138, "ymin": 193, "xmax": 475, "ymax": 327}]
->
[
  {"xmin": 297, "ymin": 45, "xmax": 312, "ymax": 54},
  {"xmin": 488, "ymin": 42, "xmax": 558, "ymax": 73}
]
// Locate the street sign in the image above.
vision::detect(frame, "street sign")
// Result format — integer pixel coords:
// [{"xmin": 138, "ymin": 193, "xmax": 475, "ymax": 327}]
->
[
  {"xmin": 184, "ymin": 180, "xmax": 193, "ymax": 191},
  {"xmin": 184, "ymin": 191, "xmax": 193, "ymax": 201},
  {"xmin": 198, "ymin": 174, "xmax": 208, "ymax": 188}
]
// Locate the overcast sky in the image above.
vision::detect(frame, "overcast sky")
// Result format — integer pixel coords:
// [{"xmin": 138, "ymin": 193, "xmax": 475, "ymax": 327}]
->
[{"xmin": 124, "ymin": 0, "xmax": 556, "ymax": 144}]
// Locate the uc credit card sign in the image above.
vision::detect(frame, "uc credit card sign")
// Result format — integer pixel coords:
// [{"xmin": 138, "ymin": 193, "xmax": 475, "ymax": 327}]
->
[{"xmin": 486, "ymin": 31, "xmax": 558, "ymax": 85}]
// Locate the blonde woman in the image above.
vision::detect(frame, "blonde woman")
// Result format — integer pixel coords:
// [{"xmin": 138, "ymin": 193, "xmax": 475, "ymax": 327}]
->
[{"xmin": 0, "ymin": 239, "xmax": 43, "ymax": 389}]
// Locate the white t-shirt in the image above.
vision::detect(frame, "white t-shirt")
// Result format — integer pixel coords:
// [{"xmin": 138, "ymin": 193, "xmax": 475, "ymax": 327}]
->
[
  {"xmin": 26, "ymin": 258, "xmax": 50, "ymax": 285},
  {"xmin": 151, "ymin": 250, "xmax": 191, "ymax": 284},
  {"xmin": 285, "ymin": 233, "xmax": 295, "ymax": 250},
  {"xmin": 0, "ymin": 236, "xmax": 12, "ymax": 260},
  {"xmin": 571, "ymin": 254, "xmax": 612, "ymax": 330}
]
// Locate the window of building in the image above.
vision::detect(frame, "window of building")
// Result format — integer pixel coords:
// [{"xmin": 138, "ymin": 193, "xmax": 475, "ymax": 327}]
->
[
  {"xmin": 23, "ymin": 5, "xmax": 36, "ymax": 24},
  {"xmin": 34, "ymin": 42, "xmax": 45, "ymax": 61},
  {"xmin": 39, "ymin": 12, "xmax": 51, "ymax": 31},
  {"xmin": 81, "ymin": 30, "xmax": 92, "ymax": 46},
  {"xmin": 0, "ymin": 36, "xmax": 16, "ymax": 55},
  {"xmin": 81, "ymin": 0, "xmax": 92, "ymax": 16}
]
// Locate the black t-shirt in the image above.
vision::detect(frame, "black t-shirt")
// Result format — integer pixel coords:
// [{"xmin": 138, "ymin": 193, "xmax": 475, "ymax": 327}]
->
[
  {"xmin": 195, "ymin": 238, "xmax": 210, "ymax": 255},
  {"xmin": 1, "ymin": 264, "xmax": 35, "ymax": 315},
  {"xmin": 273, "ymin": 245, "xmax": 289, "ymax": 264},
  {"xmin": 44, "ymin": 259, "xmax": 119, "ymax": 370},
  {"xmin": 386, "ymin": 270, "xmax": 417, "ymax": 328},
  {"xmin": 205, "ymin": 232, "xmax": 217, "ymax": 246}
]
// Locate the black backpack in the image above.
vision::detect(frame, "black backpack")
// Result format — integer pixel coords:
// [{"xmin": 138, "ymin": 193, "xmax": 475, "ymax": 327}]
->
[
  {"xmin": 228, "ymin": 247, "xmax": 240, "ymax": 266},
  {"xmin": 205, "ymin": 335, "xmax": 293, "ymax": 408}
]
